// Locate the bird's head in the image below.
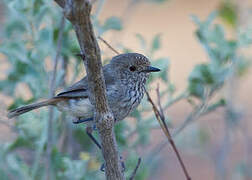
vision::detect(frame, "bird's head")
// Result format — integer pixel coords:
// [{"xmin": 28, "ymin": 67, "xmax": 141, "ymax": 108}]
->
[{"xmin": 110, "ymin": 53, "xmax": 160, "ymax": 85}]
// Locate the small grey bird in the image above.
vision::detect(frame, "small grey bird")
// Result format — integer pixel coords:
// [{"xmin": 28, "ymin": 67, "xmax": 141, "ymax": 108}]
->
[
  {"xmin": 8, "ymin": 53, "xmax": 160, "ymax": 125},
  {"xmin": 8, "ymin": 53, "xmax": 160, "ymax": 170}
]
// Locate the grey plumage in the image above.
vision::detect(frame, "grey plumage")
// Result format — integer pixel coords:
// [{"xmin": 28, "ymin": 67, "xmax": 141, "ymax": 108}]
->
[{"xmin": 7, "ymin": 53, "xmax": 160, "ymax": 125}]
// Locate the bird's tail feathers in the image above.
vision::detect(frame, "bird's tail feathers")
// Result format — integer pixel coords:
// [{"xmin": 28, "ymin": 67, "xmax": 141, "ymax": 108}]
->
[{"xmin": 7, "ymin": 98, "xmax": 62, "ymax": 119}]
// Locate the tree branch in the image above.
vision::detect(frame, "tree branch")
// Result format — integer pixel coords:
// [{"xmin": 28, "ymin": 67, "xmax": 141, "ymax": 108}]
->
[
  {"xmin": 55, "ymin": 0, "xmax": 65, "ymax": 8},
  {"xmin": 55, "ymin": 1, "xmax": 124, "ymax": 179},
  {"xmin": 144, "ymin": 87, "xmax": 191, "ymax": 180}
]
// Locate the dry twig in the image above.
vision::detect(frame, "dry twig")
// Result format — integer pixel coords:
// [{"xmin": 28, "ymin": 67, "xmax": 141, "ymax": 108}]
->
[
  {"xmin": 129, "ymin": 158, "xmax": 142, "ymax": 180},
  {"xmin": 144, "ymin": 87, "xmax": 191, "ymax": 180},
  {"xmin": 98, "ymin": 36, "xmax": 120, "ymax": 55}
]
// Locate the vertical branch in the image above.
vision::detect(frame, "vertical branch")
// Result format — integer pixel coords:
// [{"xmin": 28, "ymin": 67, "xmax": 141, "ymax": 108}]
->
[
  {"xmin": 46, "ymin": 15, "xmax": 65, "ymax": 180},
  {"xmin": 55, "ymin": 1, "xmax": 124, "ymax": 179}
]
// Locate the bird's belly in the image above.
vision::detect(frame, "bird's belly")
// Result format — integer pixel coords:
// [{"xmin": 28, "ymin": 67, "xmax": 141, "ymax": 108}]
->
[{"xmin": 57, "ymin": 98, "xmax": 93, "ymax": 118}]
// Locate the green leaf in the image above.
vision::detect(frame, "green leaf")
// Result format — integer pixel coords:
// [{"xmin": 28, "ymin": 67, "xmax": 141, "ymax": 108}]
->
[
  {"xmin": 73, "ymin": 126, "xmax": 93, "ymax": 150},
  {"xmin": 188, "ymin": 80, "xmax": 204, "ymax": 98},
  {"xmin": 238, "ymin": 29, "xmax": 252, "ymax": 47},
  {"xmin": 5, "ymin": 153, "xmax": 30, "ymax": 180},
  {"xmin": 115, "ymin": 122, "xmax": 129, "ymax": 147},
  {"xmin": 151, "ymin": 34, "xmax": 162, "ymax": 53},
  {"xmin": 188, "ymin": 64, "xmax": 215, "ymax": 98},
  {"xmin": 51, "ymin": 147, "xmax": 66, "ymax": 172},
  {"xmin": 205, "ymin": 11, "xmax": 218, "ymax": 27},
  {"xmin": 7, "ymin": 137, "xmax": 33, "ymax": 152},
  {"xmin": 189, "ymin": 64, "xmax": 214, "ymax": 84},
  {"xmin": 5, "ymin": 20, "xmax": 26, "ymax": 38},
  {"xmin": 201, "ymin": 64, "xmax": 214, "ymax": 84},
  {"xmin": 58, "ymin": 157, "xmax": 88, "ymax": 179},
  {"xmin": 103, "ymin": 16, "xmax": 122, "ymax": 32},
  {"xmin": 190, "ymin": 15, "xmax": 201, "ymax": 26},
  {"xmin": 0, "ymin": 169, "xmax": 8, "ymax": 180},
  {"xmin": 16, "ymin": 113, "xmax": 45, "ymax": 139},
  {"xmin": 218, "ymin": 1, "xmax": 237, "ymax": 27},
  {"xmin": 130, "ymin": 108, "xmax": 141, "ymax": 119},
  {"xmin": 0, "ymin": 81, "xmax": 16, "ymax": 95}
]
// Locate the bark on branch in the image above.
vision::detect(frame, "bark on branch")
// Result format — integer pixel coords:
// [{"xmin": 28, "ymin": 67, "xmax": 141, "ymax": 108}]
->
[{"xmin": 55, "ymin": 0, "xmax": 125, "ymax": 179}]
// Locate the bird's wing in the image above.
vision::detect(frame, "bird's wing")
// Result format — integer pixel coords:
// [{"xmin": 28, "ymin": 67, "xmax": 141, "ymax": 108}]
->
[
  {"xmin": 55, "ymin": 64, "xmax": 117, "ymax": 99},
  {"xmin": 56, "ymin": 76, "xmax": 89, "ymax": 98}
]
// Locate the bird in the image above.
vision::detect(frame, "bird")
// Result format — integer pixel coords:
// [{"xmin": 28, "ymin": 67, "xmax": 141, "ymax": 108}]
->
[
  {"xmin": 7, "ymin": 53, "xmax": 160, "ymax": 151},
  {"xmin": 8, "ymin": 53, "xmax": 160, "ymax": 122}
]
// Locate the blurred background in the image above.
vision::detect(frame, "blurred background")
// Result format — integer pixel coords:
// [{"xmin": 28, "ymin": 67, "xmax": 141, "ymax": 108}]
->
[{"xmin": 0, "ymin": 0, "xmax": 252, "ymax": 179}]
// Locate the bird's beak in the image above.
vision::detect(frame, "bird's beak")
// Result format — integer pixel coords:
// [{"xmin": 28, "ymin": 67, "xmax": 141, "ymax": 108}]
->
[{"xmin": 142, "ymin": 66, "xmax": 161, "ymax": 73}]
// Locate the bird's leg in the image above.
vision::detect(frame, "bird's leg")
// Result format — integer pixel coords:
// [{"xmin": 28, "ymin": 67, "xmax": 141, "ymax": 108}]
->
[
  {"xmin": 73, "ymin": 117, "xmax": 93, "ymax": 124},
  {"xmin": 75, "ymin": 53, "xmax": 86, "ymax": 61},
  {"xmin": 86, "ymin": 127, "xmax": 126, "ymax": 172},
  {"xmin": 100, "ymin": 156, "xmax": 125, "ymax": 172},
  {"xmin": 86, "ymin": 126, "xmax": 101, "ymax": 149}
]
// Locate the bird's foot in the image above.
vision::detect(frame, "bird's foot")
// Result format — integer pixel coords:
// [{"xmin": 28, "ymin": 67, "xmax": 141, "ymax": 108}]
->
[
  {"xmin": 73, "ymin": 117, "xmax": 93, "ymax": 124},
  {"xmin": 75, "ymin": 53, "xmax": 86, "ymax": 60},
  {"xmin": 100, "ymin": 156, "xmax": 125, "ymax": 172}
]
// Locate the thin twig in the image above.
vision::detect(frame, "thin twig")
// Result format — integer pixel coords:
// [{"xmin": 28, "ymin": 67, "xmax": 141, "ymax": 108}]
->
[
  {"xmin": 173, "ymin": 87, "xmax": 210, "ymax": 137},
  {"xmin": 147, "ymin": 99, "xmax": 225, "ymax": 163},
  {"xmin": 164, "ymin": 91, "xmax": 189, "ymax": 110},
  {"xmin": 156, "ymin": 84, "xmax": 165, "ymax": 120},
  {"xmin": 144, "ymin": 87, "xmax": 191, "ymax": 180},
  {"xmin": 129, "ymin": 158, "xmax": 142, "ymax": 180},
  {"xmin": 46, "ymin": 15, "xmax": 65, "ymax": 180},
  {"xmin": 147, "ymin": 88, "xmax": 210, "ymax": 157},
  {"xmin": 98, "ymin": 36, "xmax": 120, "ymax": 55}
]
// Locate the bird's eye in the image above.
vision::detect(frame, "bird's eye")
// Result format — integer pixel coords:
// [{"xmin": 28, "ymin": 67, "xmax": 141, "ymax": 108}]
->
[{"xmin": 129, "ymin": 66, "xmax": 137, "ymax": 72}]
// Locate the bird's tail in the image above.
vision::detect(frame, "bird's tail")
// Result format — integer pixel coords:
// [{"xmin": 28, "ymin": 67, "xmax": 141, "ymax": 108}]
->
[{"xmin": 7, "ymin": 98, "xmax": 62, "ymax": 119}]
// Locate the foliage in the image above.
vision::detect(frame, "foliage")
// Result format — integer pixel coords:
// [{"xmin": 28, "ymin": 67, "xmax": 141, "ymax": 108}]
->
[
  {"xmin": 218, "ymin": 0, "xmax": 237, "ymax": 27},
  {"xmin": 0, "ymin": 0, "xmax": 251, "ymax": 180},
  {"xmin": 189, "ymin": 12, "xmax": 251, "ymax": 99}
]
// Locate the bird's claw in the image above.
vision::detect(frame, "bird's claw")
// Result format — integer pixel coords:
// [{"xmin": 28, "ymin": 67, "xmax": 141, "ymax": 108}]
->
[
  {"xmin": 75, "ymin": 53, "xmax": 86, "ymax": 60},
  {"xmin": 73, "ymin": 117, "xmax": 93, "ymax": 124},
  {"xmin": 100, "ymin": 156, "xmax": 125, "ymax": 172}
]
